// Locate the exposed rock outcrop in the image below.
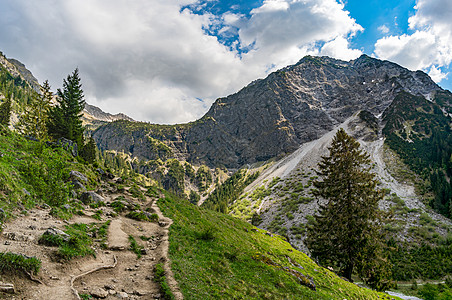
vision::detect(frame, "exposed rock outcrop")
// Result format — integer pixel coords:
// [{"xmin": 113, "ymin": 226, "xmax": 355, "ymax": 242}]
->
[{"xmin": 93, "ymin": 55, "xmax": 443, "ymax": 168}]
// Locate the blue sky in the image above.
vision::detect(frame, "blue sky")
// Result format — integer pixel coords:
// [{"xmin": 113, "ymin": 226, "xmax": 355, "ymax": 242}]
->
[{"xmin": 0, "ymin": 0, "xmax": 451, "ymax": 123}]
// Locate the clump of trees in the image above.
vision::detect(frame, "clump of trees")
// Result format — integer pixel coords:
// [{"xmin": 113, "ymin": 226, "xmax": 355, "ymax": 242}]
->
[
  {"xmin": 17, "ymin": 80, "xmax": 52, "ymax": 140},
  {"xmin": 14, "ymin": 68, "xmax": 96, "ymax": 164},
  {"xmin": 305, "ymin": 128, "xmax": 392, "ymax": 291},
  {"xmin": 47, "ymin": 68, "xmax": 85, "ymax": 146}
]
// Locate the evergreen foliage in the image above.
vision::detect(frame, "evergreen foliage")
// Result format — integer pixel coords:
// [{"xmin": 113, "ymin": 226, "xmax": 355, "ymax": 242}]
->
[
  {"xmin": 163, "ymin": 159, "xmax": 185, "ymax": 195},
  {"xmin": 47, "ymin": 68, "xmax": 85, "ymax": 145},
  {"xmin": 305, "ymin": 128, "xmax": 390, "ymax": 290},
  {"xmin": 383, "ymin": 91, "xmax": 452, "ymax": 218},
  {"xmin": 196, "ymin": 165, "xmax": 212, "ymax": 193},
  {"xmin": 80, "ymin": 137, "xmax": 97, "ymax": 164},
  {"xmin": 17, "ymin": 80, "xmax": 52, "ymax": 140},
  {"xmin": 203, "ymin": 169, "xmax": 259, "ymax": 213},
  {"xmin": 0, "ymin": 94, "xmax": 11, "ymax": 127}
]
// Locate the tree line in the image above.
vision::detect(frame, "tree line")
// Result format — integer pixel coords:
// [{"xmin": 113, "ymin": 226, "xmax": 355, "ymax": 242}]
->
[{"xmin": 0, "ymin": 68, "xmax": 96, "ymax": 164}]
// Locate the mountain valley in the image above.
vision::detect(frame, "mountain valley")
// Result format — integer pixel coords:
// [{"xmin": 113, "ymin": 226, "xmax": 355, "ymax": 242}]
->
[{"xmin": 1, "ymin": 50, "xmax": 452, "ymax": 299}]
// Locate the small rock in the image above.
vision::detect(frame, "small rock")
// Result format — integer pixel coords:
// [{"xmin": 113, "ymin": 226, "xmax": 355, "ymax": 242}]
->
[
  {"xmin": 134, "ymin": 290, "xmax": 147, "ymax": 296},
  {"xmin": 116, "ymin": 291, "xmax": 129, "ymax": 299},
  {"xmin": 28, "ymin": 225, "xmax": 37, "ymax": 230},
  {"xmin": 104, "ymin": 284, "xmax": 114, "ymax": 290},
  {"xmin": 108, "ymin": 289, "xmax": 117, "ymax": 295},
  {"xmin": 140, "ymin": 248, "xmax": 148, "ymax": 255},
  {"xmin": 90, "ymin": 287, "xmax": 108, "ymax": 299},
  {"xmin": 152, "ymin": 293, "xmax": 161, "ymax": 299},
  {"xmin": 0, "ymin": 282, "xmax": 15, "ymax": 294},
  {"xmin": 50, "ymin": 276, "xmax": 59, "ymax": 280},
  {"xmin": 4, "ymin": 241, "xmax": 10, "ymax": 245},
  {"xmin": 158, "ymin": 221, "xmax": 167, "ymax": 227}
]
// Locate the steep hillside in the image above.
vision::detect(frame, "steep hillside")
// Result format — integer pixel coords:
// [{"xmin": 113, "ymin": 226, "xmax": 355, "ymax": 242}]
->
[
  {"xmin": 93, "ymin": 54, "xmax": 441, "ymax": 168},
  {"xmin": 158, "ymin": 189, "xmax": 394, "ymax": 299}
]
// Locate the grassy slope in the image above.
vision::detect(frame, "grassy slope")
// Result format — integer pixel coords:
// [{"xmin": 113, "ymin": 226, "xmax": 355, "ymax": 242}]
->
[
  {"xmin": 0, "ymin": 130, "xmax": 98, "ymax": 219},
  {"xmin": 158, "ymin": 191, "xmax": 397, "ymax": 300}
]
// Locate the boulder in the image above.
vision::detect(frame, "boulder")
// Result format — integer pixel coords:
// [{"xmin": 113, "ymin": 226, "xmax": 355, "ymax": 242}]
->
[
  {"xmin": 80, "ymin": 191, "xmax": 105, "ymax": 205},
  {"xmin": 40, "ymin": 227, "xmax": 70, "ymax": 244},
  {"xmin": 71, "ymin": 180, "xmax": 87, "ymax": 192},
  {"xmin": 57, "ymin": 138, "xmax": 78, "ymax": 157},
  {"xmin": 69, "ymin": 171, "xmax": 88, "ymax": 183}
]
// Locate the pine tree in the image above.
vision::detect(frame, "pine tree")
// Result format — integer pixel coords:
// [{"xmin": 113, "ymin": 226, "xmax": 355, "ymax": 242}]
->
[
  {"xmin": 47, "ymin": 68, "xmax": 85, "ymax": 145},
  {"xmin": 80, "ymin": 136, "xmax": 97, "ymax": 164},
  {"xmin": 0, "ymin": 94, "xmax": 12, "ymax": 127},
  {"xmin": 17, "ymin": 80, "xmax": 52, "ymax": 140},
  {"xmin": 305, "ymin": 128, "xmax": 390, "ymax": 289}
]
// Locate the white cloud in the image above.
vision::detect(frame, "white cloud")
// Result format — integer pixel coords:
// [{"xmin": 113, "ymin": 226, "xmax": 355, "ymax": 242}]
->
[
  {"xmin": 320, "ymin": 36, "xmax": 362, "ymax": 61},
  {"xmin": 428, "ymin": 65, "xmax": 448, "ymax": 83},
  {"xmin": 0, "ymin": 0, "xmax": 363, "ymax": 123},
  {"xmin": 239, "ymin": 0, "xmax": 363, "ymax": 72},
  {"xmin": 374, "ymin": 0, "xmax": 452, "ymax": 83},
  {"xmin": 378, "ymin": 25, "xmax": 390, "ymax": 34}
]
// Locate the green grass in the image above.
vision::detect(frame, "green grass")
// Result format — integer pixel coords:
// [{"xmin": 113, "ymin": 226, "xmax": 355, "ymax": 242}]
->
[
  {"xmin": 39, "ymin": 221, "xmax": 110, "ymax": 260},
  {"xmin": 0, "ymin": 252, "xmax": 41, "ymax": 275},
  {"xmin": 128, "ymin": 235, "xmax": 143, "ymax": 259},
  {"xmin": 0, "ymin": 129, "xmax": 99, "ymax": 219},
  {"xmin": 126, "ymin": 210, "xmax": 158, "ymax": 222},
  {"xmin": 158, "ymin": 190, "xmax": 398, "ymax": 300},
  {"xmin": 154, "ymin": 262, "xmax": 175, "ymax": 300}
]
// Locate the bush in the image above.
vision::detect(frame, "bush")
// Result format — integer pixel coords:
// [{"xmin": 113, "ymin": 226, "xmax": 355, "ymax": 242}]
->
[{"xmin": 197, "ymin": 226, "xmax": 216, "ymax": 241}]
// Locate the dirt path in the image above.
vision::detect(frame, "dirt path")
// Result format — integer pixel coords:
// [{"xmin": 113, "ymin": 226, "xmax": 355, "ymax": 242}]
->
[{"xmin": 0, "ymin": 186, "xmax": 182, "ymax": 299}]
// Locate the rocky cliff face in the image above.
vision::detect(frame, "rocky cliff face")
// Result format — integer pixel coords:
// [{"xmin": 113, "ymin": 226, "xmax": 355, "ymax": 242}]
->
[
  {"xmin": 0, "ymin": 53, "xmax": 40, "ymax": 92},
  {"xmin": 93, "ymin": 54, "xmax": 442, "ymax": 168}
]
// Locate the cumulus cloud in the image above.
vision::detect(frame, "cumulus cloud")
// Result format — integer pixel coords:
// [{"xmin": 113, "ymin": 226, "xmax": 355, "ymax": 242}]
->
[
  {"xmin": 0, "ymin": 0, "xmax": 362, "ymax": 123},
  {"xmin": 319, "ymin": 36, "xmax": 362, "ymax": 61},
  {"xmin": 239, "ymin": 0, "xmax": 363, "ymax": 69},
  {"xmin": 374, "ymin": 0, "xmax": 452, "ymax": 83}
]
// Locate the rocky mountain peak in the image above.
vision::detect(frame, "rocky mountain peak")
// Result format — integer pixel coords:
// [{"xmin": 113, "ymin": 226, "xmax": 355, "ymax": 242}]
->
[{"xmin": 93, "ymin": 55, "xmax": 445, "ymax": 168}]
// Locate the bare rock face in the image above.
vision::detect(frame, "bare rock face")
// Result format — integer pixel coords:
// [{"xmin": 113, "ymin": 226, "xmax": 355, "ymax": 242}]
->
[{"xmin": 93, "ymin": 55, "xmax": 442, "ymax": 168}]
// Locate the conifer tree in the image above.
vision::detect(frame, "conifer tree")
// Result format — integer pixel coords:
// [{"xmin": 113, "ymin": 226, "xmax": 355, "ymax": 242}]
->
[
  {"xmin": 0, "ymin": 94, "xmax": 12, "ymax": 127},
  {"xmin": 80, "ymin": 136, "xmax": 97, "ymax": 164},
  {"xmin": 305, "ymin": 128, "xmax": 390, "ymax": 290},
  {"xmin": 18, "ymin": 80, "xmax": 52, "ymax": 140},
  {"xmin": 47, "ymin": 68, "xmax": 85, "ymax": 145}
]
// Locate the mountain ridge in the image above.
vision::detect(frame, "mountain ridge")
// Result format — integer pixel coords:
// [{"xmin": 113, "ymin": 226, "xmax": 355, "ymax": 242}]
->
[{"xmin": 93, "ymin": 54, "xmax": 445, "ymax": 168}]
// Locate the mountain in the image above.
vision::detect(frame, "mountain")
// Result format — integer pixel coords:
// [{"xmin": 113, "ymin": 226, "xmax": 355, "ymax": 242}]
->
[
  {"xmin": 83, "ymin": 103, "xmax": 134, "ymax": 123},
  {"xmin": 0, "ymin": 53, "xmax": 40, "ymax": 92},
  {"xmin": 93, "ymin": 55, "xmax": 444, "ymax": 168},
  {"xmin": 82, "ymin": 103, "xmax": 134, "ymax": 133},
  {"xmin": 93, "ymin": 55, "xmax": 452, "ymax": 282},
  {"xmin": 0, "ymin": 56, "xmax": 396, "ymax": 299}
]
